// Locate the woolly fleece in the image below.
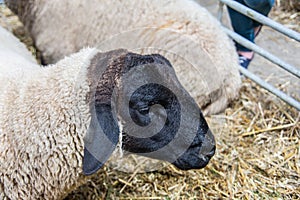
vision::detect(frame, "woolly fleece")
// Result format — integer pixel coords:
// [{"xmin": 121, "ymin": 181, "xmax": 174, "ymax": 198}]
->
[
  {"xmin": 0, "ymin": 26, "xmax": 99, "ymax": 198},
  {"xmin": 6, "ymin": 0, "xmax": 242, "ymax": 115}
]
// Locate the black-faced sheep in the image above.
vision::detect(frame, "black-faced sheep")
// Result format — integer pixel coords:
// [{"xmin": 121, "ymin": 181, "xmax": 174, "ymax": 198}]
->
[
  {"xmin": 4, "ymin": 0, "xmax": 242, "ymax": 115},
  {"xmin": 0, "ymin": 26, "xmax": 215, "ymax": 199}
]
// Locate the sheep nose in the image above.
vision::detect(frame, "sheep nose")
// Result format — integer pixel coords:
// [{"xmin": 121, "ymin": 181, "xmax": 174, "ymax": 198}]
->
[
  {"xmin": 199, "ymin": 129, "xmax": 216, "ymax": 158},
  {"xmin": 205, "ymin": 146, "xmax": 216, "ymax": 158}
]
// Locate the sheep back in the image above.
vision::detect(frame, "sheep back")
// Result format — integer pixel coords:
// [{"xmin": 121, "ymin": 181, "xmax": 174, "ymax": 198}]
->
[{"xmin": 5, "ymin": 0, "xmax": 242, "ymax": 115}]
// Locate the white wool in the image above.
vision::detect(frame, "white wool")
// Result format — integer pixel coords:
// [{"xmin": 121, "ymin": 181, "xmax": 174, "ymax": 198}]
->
[
  {"xmin": 6, "ymin": 0, "xmax": 242, "ymax": 115},
  {"xmin": 0, "ymin": 27, "xmax": 101, "ymax": 199}
]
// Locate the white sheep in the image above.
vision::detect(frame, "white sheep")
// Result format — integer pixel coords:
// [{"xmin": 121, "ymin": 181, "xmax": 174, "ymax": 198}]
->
[
  {"xmin": 5, "ymin": 0, "xmax": 242, "ymax": 115},
  {"xmin": 0, "ymin": 26, "xmax": 216, "ymax": 199}
]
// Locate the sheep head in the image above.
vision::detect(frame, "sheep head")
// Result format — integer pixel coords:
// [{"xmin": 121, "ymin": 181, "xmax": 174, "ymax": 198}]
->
[{"xmin": 83, "ymin": 49, "xmax": 215, "ymax": 175}]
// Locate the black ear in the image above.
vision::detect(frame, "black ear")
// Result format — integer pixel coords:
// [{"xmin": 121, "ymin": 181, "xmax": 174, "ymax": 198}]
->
[
  {"xmin": 83, "ymin": 104, "xmax": 119, "ymax": 175},
  {"xmin": 82, "ymin": 49, "xmax": 129, "ymax": 175}
]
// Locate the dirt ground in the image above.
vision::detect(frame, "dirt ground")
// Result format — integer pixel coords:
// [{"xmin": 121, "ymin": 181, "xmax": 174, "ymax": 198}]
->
[{"xmin": 0, "ymin": 1, "xmax": 299, "ymax": 199}]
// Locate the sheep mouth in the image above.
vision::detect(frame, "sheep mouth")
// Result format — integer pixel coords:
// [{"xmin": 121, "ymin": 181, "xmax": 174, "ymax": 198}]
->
[
  {"xmin": 172, "ymin": 145, "xmax": 215, "ymax": 170},
  {"xmin": 172, "ymin": 129, "xmax": 216, "ymax": 170}
]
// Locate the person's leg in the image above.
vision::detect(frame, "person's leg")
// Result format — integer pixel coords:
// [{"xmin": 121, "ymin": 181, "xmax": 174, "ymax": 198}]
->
[
  {"xmin": 228, "ymin": 0, "xmax": 274, "ymax": 69},
  {"xmin": 245, "ymin": 0, "xmax": 275, "ymax": 33},
  {"xmin": 228, "ymin": 0, "xmax": 255, "ymax": 68},
  {"xmin": 228, "ymin": 0, "xmax": 254, "ymax": 54},
  {"xmin": 244, "ymin": 0, "xmax": 274, "ymax": 16}
]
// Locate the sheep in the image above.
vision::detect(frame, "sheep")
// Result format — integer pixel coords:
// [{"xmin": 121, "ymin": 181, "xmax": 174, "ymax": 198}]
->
[
  {"xmin": 0, "ymin": 26, "xmax": 216, "ymax": 199},
  {"xmin": 5, "ymin": 0, "xmax": 242, "ymax": 115}
]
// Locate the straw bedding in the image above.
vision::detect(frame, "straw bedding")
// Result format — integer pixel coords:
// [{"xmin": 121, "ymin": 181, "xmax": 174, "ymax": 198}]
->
[{"xmin": 0, "ymin": 4, "xmax": 299, "ymax": 199}]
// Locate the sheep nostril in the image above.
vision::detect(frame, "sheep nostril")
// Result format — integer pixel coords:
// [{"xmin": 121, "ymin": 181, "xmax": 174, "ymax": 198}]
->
[
  {"xmin": 201, "ymin": 146, "xmax": 215, "ymax": 160},
  {"xmin": 206, "ymin": 146, "xmax": 216, "ymax": 158}
]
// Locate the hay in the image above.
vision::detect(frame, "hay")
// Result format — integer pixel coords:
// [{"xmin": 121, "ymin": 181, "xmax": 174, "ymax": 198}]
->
[
  {"xmin": 1, "ymin": 3, "xmax": 299, "ymax": 200},
  {"xmin": 272, "ymin": 0, "xmax": 300, "ymax": 32}
]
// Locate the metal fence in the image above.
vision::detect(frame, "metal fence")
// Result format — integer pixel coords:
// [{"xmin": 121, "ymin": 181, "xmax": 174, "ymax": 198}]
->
[{"xmin": 217, "ymin": 0, "xmax": 300, "ymax": 110}]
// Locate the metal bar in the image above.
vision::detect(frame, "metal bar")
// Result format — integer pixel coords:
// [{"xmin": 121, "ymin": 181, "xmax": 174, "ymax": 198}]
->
[
  {"xmin": 239, "ymin": 66, "xmax": 300, "ymax": 111},
  {"xmin": 217, "ymin": 0, "xmax": 300, "ymax": 110},
  {"xmin": 217, "ymin": 2, "xmax": 225, "ymax": 22},
  {"xmin": 223, "ymin": 27, "xmax": 300, "ymax": 78},
  {"xmin": 219, "ymin": 0, "xmax": 300, "ymax": 42}
]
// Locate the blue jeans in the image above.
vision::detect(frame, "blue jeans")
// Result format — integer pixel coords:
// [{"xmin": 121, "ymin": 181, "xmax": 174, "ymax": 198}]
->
[{"xmin": 228, "ymin": 0, "xmax": 275, "ymax": 52}]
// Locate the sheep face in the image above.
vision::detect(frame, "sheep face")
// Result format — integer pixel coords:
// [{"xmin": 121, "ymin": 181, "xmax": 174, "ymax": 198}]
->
[
  {"xmin": 83, "ymin": 50, "xmax": 215, "ymax": 175},
  {"xmin": 123, "ymin": 82, "xmax": 216, "ymax": 170}
]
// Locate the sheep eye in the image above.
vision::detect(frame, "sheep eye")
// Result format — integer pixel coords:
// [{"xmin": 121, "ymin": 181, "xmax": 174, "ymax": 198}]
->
[{"xmin": 139, "ymin": 106, "xmax": 149, "ymax": 115}]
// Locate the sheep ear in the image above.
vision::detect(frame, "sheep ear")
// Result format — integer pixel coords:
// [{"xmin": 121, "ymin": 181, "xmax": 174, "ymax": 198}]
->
[
  {"xmin": 82, "ymin": 49, "xmax": 128, "ymax": 175},
  {"xmin": 83, "ymin": 104, "xmax": 119, "ymax": 175}
]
